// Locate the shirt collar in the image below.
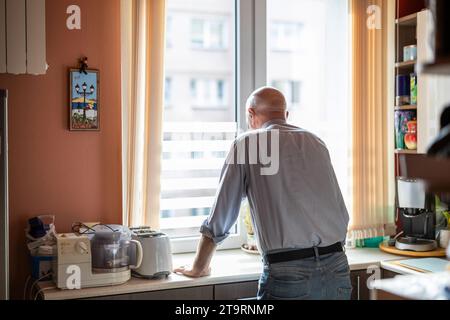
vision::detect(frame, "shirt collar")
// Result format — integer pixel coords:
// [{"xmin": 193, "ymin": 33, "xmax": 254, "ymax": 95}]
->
[{"xmin": 261, "ymin": 119, "xmax": 287, "ymax": 129}]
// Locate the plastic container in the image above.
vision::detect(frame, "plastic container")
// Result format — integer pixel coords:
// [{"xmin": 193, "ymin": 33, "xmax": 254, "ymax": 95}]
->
[
  {"xmin": 30, "ymin": 255, "xmax": 54, "ymax": 280},
  {"xmin": 403, "ymin": 45, "xmax": 417, "ymax": 62},
  {"xmin": 410, "ymin": 73, "xmax": 417, "ymax": 105},
  {"xmin": 396, "ymin": 74, "xmax": 411, "ymax": 106},
  {"xmin": 361, "ymin": 236, "xmax": 388, "ymax": 248}
]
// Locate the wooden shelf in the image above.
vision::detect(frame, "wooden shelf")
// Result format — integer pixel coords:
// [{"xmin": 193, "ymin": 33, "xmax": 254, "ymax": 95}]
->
[
  {"xmin": 395, "ymin": 105, "xmax": 417, "ymax": 111},
  {"xmin": 395, "ymin": 60, "xmax": 416, "ymax": 69},
  {"xmin": 423, "ymin": 56, "xmax": 450, "ymax": 75},
  {"xmin": 398, "ymin": 155, "xmax": 450, "ymax": 193},
  {"xmin": 395, "ymin": 149, "xmax": 418, "ymax": 155},
  {"xmin": 396, "ymin": 13, "xmax": 418, "ymax": 27}
]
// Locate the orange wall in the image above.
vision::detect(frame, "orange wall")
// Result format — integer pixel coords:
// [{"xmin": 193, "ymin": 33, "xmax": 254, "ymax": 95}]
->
[{"xmin": 0, "ymin": 0, "xmax": 122, "ymax": 299}]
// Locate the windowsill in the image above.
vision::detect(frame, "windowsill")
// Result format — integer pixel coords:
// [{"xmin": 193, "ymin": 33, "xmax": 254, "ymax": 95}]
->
[{"xmin": 37, "ymin": 247, "xmax": 411, "ymax": 300}]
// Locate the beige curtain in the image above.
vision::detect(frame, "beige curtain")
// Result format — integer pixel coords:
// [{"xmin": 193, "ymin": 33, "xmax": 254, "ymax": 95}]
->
[
  {"xmin": 121, "ymin": 0, "xmax": 166, "ymax": 228},
  {"xmin": 349, "ymin": 0, "xmax": 396, "ymax": 240}
]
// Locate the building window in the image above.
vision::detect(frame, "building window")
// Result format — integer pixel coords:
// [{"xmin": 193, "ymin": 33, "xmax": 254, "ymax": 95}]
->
[
  {"xmin": 270, "ymin": 21, "xmax": 303, "ymax": 52},
  {"xmin": 190, "ymin": 79, "xmax": 228, "ymax": 108},
  {"xmin": 191, "ymin": 18, "xmax": 227, "ymax": 50},
  {"xmin": 271, "ymin": 80, "xmax": 302, "ymax": 106}
]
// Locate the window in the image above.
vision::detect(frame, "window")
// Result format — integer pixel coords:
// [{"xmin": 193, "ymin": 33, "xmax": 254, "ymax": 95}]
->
[
  {"xmin": 270, "ymin": 21, "xmax": 303, "ymax": 52},
  {"xmin": 160, "ymin": 0, "xmax": 352, "ymax": 253},
  {"xmin": 191, "ymin": 18, "xmax": 228, "ymax": 50},
  {"xmin": 162, "ymin": 0, "xmax": 240, "ymax": 253},
  {"xmin": 268, "ymin": 0, "xmax": 352, "ymax": 212},
  {"xmin": 190, "ymin": 79, "xmax": 228, "ymax": 108}
]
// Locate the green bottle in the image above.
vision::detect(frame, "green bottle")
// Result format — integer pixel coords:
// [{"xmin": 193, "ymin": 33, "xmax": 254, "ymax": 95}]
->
[{"xmin": 410, "ymin": 73, "xmax": 417, "ymax": 105}]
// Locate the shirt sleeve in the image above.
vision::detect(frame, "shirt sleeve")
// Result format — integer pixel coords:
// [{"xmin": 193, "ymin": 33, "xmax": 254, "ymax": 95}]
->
[{"xmin": 200, "ymin": 141, "xmax": 247, "ymax": 244}]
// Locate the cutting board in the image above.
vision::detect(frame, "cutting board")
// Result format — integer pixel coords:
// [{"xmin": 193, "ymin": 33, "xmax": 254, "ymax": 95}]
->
[
  {"xmin": 379, "ymin": 242, "xmax": 447, "ymax": 257},
  {"xmin": 397, "ymin": 258, "xmax": 449, "ymax": 273}
]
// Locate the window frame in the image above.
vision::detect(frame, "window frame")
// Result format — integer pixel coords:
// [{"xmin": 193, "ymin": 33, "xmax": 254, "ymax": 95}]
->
[
  {"xmin": 166, "ymin": 0, "xmax": 268, "ymax": 254},
  {"xmin": 162, "ymin": 0, "xmax": 354, "ymax": 254}
]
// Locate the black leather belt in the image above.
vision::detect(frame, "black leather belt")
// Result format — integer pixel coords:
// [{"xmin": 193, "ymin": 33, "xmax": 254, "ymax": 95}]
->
[{"xmin": 265, "ymin": 242, "xmax": 344, "ymax": 264}]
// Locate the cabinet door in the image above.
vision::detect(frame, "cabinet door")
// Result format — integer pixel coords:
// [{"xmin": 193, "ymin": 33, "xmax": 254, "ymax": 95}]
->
[
  {"xmin": 350, "ymin": 270, "xmax": 371, "ymax": 300},
  {"xmin": 0, "ymin": 0, "xmax": 5, "ymax": 73},
  {"xmin": 417, "ymin": 9, "xmax": 450, "ymax": 152},
  {"xmin": 382, "ymin": 269, "xmax": 401, "ymax": 279},
  {"xmin": 214, "ymin": 281, "xmax": 259, "ymax": 300},
  {"xmin": 85, "ymin": 286, "xmax": 214, "ymax": 300},
  {"xmin": 26, "ymin": 0, "xmax": 46, "ymax": 74},
  {"xmin": 0, "ymin": 90, "xmax": 6, "ymax": 300}
]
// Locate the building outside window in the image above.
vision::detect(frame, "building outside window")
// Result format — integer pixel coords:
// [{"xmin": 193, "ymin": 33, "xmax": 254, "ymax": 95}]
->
[
  {"xmin": 271, "ymin": 80, "xmax": 302, "ymax": 106},
  {"xmin": 191, "ymin": 18, "xmax": 228, "ymax": 50},
  {"xmin": 270, "ymin": 21, "xmax": 303, "ymax": 52},
  {"xmin": 190, "ymin": 78, "xmax": 228, "ymax": 108}
]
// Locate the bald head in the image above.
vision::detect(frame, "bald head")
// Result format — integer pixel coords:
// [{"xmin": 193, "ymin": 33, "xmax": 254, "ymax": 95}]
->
[{"xmin": 246, "ymin": 87, "xmax": 288, "ymax": 129}]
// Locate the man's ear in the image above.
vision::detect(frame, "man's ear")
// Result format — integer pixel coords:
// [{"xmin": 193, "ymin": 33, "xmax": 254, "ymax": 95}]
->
[
  {"xmin": 247, "ymin": 108, "xmax": 256, "ymax": 129},
  {"xmin": 286, "ymin": 111, "xmax": 290, "ymax": 120}
]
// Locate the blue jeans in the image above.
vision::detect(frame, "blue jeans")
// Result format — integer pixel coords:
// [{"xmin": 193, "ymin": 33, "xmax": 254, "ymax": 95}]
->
[{"xmin": 257, "ymin": 251, "xmax": 352, "ymax": 300}]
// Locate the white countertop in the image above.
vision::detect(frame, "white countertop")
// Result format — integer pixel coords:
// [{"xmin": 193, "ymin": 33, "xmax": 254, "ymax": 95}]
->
[{"xmin": 38, "ymin": 248, "xmax": 407, "ymax": 300}]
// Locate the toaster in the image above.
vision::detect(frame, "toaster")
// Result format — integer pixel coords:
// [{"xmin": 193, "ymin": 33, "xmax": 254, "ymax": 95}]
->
[{"xmin": 130, "ymin": 227, "xmax": 173, "ymax": 279}]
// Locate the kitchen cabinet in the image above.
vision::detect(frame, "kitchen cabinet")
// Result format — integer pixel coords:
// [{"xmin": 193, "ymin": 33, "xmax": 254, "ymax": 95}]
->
[
  {"xmin": 1, "ymin": 0, "xmax": 46, "ymax": 74},
  {"xmin": 83, "ymin": 272, "xmax": 404, "ymax": 301},
  {"xmin": 214, "ymin": 281, "xmax": 259, "ymax": 300},
  {"xmin": 350, "ymin": 270, "xmax": 371, "ymax": 300},
  {"xmin": 0, "ymin": 90, "xmax": 7, "ymax": 300},
  {"xmin": 85, "ymin": 282, "xmax": 260, "ymax": 301},
  {"xmin": 85, "ymin": 285, "xmax": 214, "ymax": 300},
  {"xmin": 350, "ymin": 269, "xmax": 403, "ymax": 300},
  {"xmin": 382, "ymin": 269, "xmax": 401, "ymax": 280}
]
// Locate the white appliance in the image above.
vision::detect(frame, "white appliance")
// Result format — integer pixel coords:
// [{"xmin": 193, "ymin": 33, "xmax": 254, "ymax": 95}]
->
[
  {"xmin": 54, "ymin": 232, "xmax": 143, "ymax": 289},
  {"xmin": 130, "ymin": 227, "xmax": 173, "ymax": 279}
]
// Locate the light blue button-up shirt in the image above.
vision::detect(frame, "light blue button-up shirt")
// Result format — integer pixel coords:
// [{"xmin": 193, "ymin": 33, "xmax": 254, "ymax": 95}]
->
[{"xmin": 200, "ymin": 119, "xmax": 349, "ymax": 254}]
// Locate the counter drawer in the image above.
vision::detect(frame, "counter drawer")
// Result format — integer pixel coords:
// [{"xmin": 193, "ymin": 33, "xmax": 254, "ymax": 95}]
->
[
  {"xmin": 85, "ymin": 285, "xmax": 214, "ymax": 300},
  {"xmin": 214, "ymin": 281, "xmax": 259, "ymax": 300}
]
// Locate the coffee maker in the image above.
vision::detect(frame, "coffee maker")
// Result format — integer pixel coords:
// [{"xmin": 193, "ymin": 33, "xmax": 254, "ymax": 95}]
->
[{"xmin": 395, "ymin": 178, "xmax": 437, "ymax": 252}]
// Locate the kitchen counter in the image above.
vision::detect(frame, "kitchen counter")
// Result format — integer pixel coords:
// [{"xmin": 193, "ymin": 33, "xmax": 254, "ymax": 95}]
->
[
  {"xmin": 380, "ymin": 260, "xmax": 427, "ymax": 275},
  {"xmin": 37, "ymin": 247, "xmax": 407, "ymax": 300}
]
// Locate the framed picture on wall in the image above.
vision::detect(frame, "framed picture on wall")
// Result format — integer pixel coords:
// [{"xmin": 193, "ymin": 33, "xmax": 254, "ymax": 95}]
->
[{"xmin": 69, "ymin": 69, "xmax": 100, "ymax": 131}]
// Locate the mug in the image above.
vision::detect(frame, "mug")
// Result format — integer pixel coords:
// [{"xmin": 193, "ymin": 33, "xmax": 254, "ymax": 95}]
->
[{"xmin": 439, "ymin": 229, "xmax": 450, "ymax": 249}]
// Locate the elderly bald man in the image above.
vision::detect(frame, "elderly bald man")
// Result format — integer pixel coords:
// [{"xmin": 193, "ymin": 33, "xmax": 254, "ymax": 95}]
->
[{"xmin": 175, "ymin": 87, "xmax": 351, "ymax": 300}]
